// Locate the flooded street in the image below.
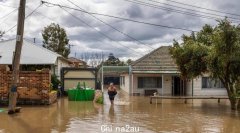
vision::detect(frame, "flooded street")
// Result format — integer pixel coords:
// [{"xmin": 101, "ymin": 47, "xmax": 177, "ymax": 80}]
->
[{"xmin": 0, "ymin": 91, "xmax": 240, "ymax": 133}]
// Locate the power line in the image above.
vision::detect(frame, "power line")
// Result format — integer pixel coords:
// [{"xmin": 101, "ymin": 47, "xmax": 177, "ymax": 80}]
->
[
  {"xmin": 124, "ymin": 0, "xmax": 219, "ymax": 21},
  {"xmin": 0, "ymin": 3, "xmax": 18, "ymax": 8},
  {"xmin": 27, "ymin": 7, "xmax": 57, "ymax": 23},
  {"xmin": 30, "ymin": 5, "xmax": 143, "ymax": 56},
  {"xmin": 25, "ymin": 4, "xmax": 42, "ymax": 19},
  {"xmin": 0, "ymin": 8, "xmax": 18, "ymax": 27},
  {"xmin": 0, "ymin": 8, "xmax": 18, "ymax": 20},
  {"xmin": 27, "ymin": 7, "xmax": 79, "ymax": 40},
  {"xmin": 164, "ymin": 0, "xmax": 240, "ymax": 17},
  {"xmin": 60, "ymin": 7, "xmax": 145, "ymax": 57},
  {"xmin": 123, "ymin": 0, "xmax": 240, "ymax": 22},
  {"xmin": 31, "ymin": 5, "xmax": 144, "ymax": 57},
  {"xmin": 27, "ymin": 5, "xmax": 73, "ymax": 27},
  {"xmin": 62, "ymin": 8, "xmax": 145, "ymax": 57},
  {"xmin": 4, "ymin": 4, "xmax": 42, "ymax": 34},
  {"xmin": 41, "ymin": 1, "xmax": 197, "ymax": 32},
  {"xmin": 66, "ymin": 0, "xmax": 155, "ymax": 51},
  {"xmin": 146, "ymin": 0, "xmax": 240, "ymax": 19}
]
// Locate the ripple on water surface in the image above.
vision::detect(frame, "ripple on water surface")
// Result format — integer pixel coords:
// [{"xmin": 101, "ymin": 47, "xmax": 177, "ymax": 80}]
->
[{"xmin": 0, "ymin": 95, "xmax": 239, "ymax": 133}]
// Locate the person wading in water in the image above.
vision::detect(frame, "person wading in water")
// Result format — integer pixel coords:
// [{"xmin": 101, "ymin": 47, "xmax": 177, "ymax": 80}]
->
[{"xmin": 108, "ymin": 83, "xmax": 117, "ymax": 104}]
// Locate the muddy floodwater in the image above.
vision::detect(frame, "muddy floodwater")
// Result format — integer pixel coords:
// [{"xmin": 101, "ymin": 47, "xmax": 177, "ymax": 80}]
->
[{"xmin": 0, "ymin": 91, "xmax": 240, "ymax": 133}]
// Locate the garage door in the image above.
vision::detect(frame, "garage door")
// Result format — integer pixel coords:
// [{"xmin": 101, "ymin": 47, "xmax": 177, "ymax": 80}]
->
[{"xmin": 61, "ymin": 68, "xmax": 97, "ymax": 90}]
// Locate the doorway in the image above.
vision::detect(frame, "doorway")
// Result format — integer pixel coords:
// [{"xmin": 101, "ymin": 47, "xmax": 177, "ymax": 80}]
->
[{"xmin": 172, "ymin": 76, "xmax": 185, "ymax": 96}]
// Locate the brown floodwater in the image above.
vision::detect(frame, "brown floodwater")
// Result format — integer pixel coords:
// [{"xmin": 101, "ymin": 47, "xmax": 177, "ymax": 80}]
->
[{"xmin": 0, "ymin": 90, "xmax": 240, "ymax": 133}]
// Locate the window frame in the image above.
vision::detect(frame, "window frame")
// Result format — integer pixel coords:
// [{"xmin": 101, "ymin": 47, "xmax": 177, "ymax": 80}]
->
[
  {"xmin": 202, "ymin": 77, "xmax": 225, "ymax": 89},
  {"xmin": 137, "ymin": 77, "xmax": 162, "ymax": 89}
]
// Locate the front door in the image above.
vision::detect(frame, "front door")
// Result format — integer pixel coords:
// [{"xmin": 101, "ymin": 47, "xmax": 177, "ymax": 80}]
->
[{"xmin": 172, "ymin": 76, "xmax": 181, "ymax": 96}]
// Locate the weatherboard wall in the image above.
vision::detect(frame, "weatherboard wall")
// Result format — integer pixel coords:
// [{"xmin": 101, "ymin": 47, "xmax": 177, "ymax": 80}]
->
[
  {"xmin": 56, "ymin": 58, "xmax": 70, "ymax": 79},
  {"xmin": 131, "ymin": 74, "xmax": 172, "ymax": 95},
  {"xmin": 120, "ymin": 74, "xmax": 130, "ymax": 94},
  {"xmin": 192, "ymin": 76, "xmax": 227, "ymax": 96}
]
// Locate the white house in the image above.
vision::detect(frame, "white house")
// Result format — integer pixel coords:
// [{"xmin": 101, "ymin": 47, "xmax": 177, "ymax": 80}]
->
[
  {"xmin": 0, "ymin": 39, "xmax": 70, "ymax": 78},
  {"xmin": 120, "ymin": 46, "xmax": 227, "ymax": 96}
]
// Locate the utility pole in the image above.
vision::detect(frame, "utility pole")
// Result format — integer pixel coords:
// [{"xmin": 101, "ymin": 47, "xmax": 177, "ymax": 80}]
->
[{"xmin": 8, "ymin": 0, "xmax": 26, "ymax": 115}]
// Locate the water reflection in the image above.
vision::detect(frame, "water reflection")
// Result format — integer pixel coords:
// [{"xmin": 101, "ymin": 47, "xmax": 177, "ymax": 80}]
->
[
  {"xmin": 108, "ymin": 105, "xmax": 115, "ymax": 123},
  {"xmin": 0, "ymin": 91, "xmax": 239, "ymax": 133}
]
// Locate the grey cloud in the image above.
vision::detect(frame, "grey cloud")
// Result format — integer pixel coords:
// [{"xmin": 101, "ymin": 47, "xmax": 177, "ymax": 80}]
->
[
  {"xmin": 57, "ymin": 1, "xmax": 200, "ymax": 43},
  {"xmin": 125, "ymin": 4, "xmax": 144, "ymax": 18},
  {"xmin": 70, "ymin": 39, "xmax": 143, "ymax": 59},
  {"xmin": 2, "ymin": 0, "xmax": 240, "ymax": 62}
]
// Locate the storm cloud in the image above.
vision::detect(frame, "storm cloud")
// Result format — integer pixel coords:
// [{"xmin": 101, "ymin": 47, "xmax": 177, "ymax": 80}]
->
[{"xmin": 0, "ymin": 0, "xmax": 239, "ymax": 61}]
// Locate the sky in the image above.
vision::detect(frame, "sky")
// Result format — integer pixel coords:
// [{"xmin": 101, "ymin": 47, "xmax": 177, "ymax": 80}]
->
[{"xmin": 0, "ymin": 0, "xmax": 240, "ymax": 62}]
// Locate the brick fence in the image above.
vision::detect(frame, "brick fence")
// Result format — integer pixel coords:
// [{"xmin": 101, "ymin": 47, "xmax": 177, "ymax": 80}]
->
[{"xmin": 0, "ymin": 66, "xmax": 56, "ymax": 105}]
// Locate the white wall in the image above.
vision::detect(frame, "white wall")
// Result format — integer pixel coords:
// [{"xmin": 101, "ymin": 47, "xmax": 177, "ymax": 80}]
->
[
  {"xmin": 186, "ymin": 75, "xmax": 227, "ymax": 96},
  {"xmin": 162, "ymin": 75, "xmax": 172, "ymax": 95},
  {"xmin": 131, "ymin": 74, "xmax": 172, "ymax": 95},
  {"xmin": 55, "ymin": 58, "xmax": 70, "ymax": 79},
  {"xmin": 120, "ymin": 72, "xmax": 228, "ymax": 96},
  {"xmin": 120, "ymin": 74, "xmax": 130, "ymax": 94},
  {"xmin": 186, "ymin": 79, "xmax": 193, "ymax": 96}
]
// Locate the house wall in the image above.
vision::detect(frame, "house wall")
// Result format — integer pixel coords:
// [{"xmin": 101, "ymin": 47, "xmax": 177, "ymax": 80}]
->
[
  {"xmin": 186, "ymin": 79, "xmax": 193, "ymax": 96},
  {"xmin": 50, "ymin": 65, "xmax": 55, "ymax": 76},
  {"xmin": 55, "ymin": 58, "xmax": 70, "ymax": 79},
  {"xmin": 186, "ymin": 75, "xmax": 227, "ymax": 96},
  {"xmin": 162, "ymin": 75, "xmax": 172, "ymax": 95},
  {"xmin": 131, "ymin": 73, "xmax": 172, "ymax": 95},
  {"xmin": 120, "ymin": 74, "xmax": 130, "ymax": 94},
  {"xmin": 121, "ymin": 72, "xmax": 228, "ymax": 96}
]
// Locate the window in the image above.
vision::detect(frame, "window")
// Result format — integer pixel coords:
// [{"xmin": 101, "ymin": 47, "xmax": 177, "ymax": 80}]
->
[
  {"xmin": 202, "ymin": 77, "xmax": 225, "ymax": 89},
  {"xmin": 138, "ymin": 77, "xmax": 162, "ymax": 88}
]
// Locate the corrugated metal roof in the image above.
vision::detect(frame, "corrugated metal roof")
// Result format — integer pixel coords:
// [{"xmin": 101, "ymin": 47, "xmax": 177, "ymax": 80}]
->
[{"xmin": 0, "ymin": 39, "xmax": 62, "ymax": 65}]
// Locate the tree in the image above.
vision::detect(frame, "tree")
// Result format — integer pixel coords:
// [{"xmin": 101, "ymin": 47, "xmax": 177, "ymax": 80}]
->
[
  {"xmin": 79, "ymin": 52, "xmax": 106, "ymax": 67},
  {"xmin": 103, "ymin": 53, "xmax": 125, "ymax": 66},
  {"xmin": 170, "ymin": 19, "xmax": 240, "ymax": 110},
  {"xmin": 42, "ymin": 23, "xmax": 70, "ymax": 58},
  {"xmin": 207, "ymin": 20, "xmax": 240, "ymax": 110},
  {"xmin": 170, "ymin": 34, "xmax": 209, "ymax": 79},
  {"xmin": 126, "ymin": 59, "xmax": 132, "ymax": 65}
]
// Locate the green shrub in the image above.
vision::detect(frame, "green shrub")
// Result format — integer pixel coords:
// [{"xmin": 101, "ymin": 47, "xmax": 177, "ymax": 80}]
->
[
  {"xmin": 51, "ymin": 74, "xmax": 61, "ymax": 90},
  {"xmin": 96, "ymin": 96, "xmax": 103, "ymax": 104}
]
